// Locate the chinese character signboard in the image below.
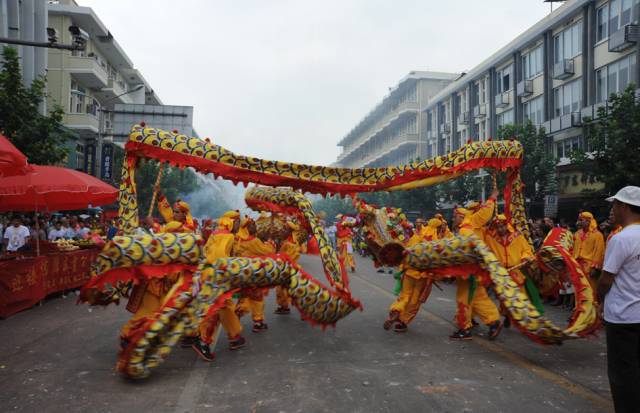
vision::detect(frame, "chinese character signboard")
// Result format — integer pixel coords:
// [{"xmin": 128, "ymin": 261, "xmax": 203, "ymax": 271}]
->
[
  {"xmin": 101, "ymin": 143, "xmax": 114, "ymax": 180},
  {"xmin": 85, "ymin": 144, "xmax": 96, "ymax": 176}
]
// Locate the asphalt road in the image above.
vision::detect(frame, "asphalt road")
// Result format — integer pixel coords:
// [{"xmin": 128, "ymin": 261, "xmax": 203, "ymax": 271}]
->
[{"xmin": 0, "ymin": 254, "xmax": 613, "ymax": 413}]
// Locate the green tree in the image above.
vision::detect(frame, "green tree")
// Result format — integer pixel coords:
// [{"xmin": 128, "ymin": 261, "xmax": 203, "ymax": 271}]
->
[
  {"xmin": 134, "ymin": 160, "xmax": 199, "ymax": 216},
  {"xmin": 497, "ymin": 120, "xmax": 557, "ymax": 202},
  {"xmin": 312, "ymin": 195, "xmax": 357, "ymax": 222},
  {"xmin": 571, "ymin": 84, "xmax": 640, "ymax": 194},
  {"xmin": 0, "ymin": 46, "xmax": 70, "ymax": 164}
]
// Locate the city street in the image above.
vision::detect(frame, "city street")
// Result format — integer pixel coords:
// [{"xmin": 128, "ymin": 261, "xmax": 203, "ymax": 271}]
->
[{"xmin": 0, "ymin": 254, "xmax": 613, "ymax": 413}]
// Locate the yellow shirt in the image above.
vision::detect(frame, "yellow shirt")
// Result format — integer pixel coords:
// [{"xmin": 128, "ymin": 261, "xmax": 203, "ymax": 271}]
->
[
  {"xmin": 233, "ymin": 237, "xmax": 275, "ymax": 257},
  {"xmin": 403, "ymin": 229, "xmax": 439, "ymax": 279},
  {"xmin": 204, "ymin": 230, "xmax": 235, "ymax": 261},
  {"xmin": 279, "ymin": 239, "xmax": 301, "ymax": 263},
  {"xmin": 573, "ymin": 228, "xmax": 605, "ymax": 270},
  {"xmin": 458, "ymin": 199, "xmax": 496, "ymax": 239},
  {"xmin": 484, "ymin": 231, "xmax": 533, "ymax": 268}
]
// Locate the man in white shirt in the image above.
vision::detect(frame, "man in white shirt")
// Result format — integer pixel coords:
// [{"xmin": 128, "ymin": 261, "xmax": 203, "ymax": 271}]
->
[
  {"xmin": 597, "ymin": 186, "xmax": 640, "ymax": 413},
  {"xmin": 48, "ymin": 221, "xmax": 67, "ymax": 241},
  {"xmin": 3, "ymin": 217, "xmax": 31, "ymax": 253}
]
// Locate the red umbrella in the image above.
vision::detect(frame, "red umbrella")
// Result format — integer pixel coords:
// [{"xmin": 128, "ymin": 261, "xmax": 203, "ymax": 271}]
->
[
  {"xmin": 0, "ymin": 165, "xmax": 118, "ymax": 212},
  {"xmin": 0, "ymin": 134, "xmax": 33, "ymax": 177}
]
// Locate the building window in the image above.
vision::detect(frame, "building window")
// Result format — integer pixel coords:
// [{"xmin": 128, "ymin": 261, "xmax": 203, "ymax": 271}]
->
[
  {"xmin": 553, "ymin": 20, "xmax": 582, "ymax": 64},
  {"xmin": 523, "ymin": 95, "xmax": 544, "ymax": 125},
  {"xmin": 608, "ymin": 0, "xmax": 639, "ymax": 35},
  {"xmin": 597, "ymin": 4, "xmax": 609, "ymax": 41},
  {"xmin": 522, "ymin": 45, "xmax": 543, "ymax": 80},
  {"xmin": 555, "ymin": 136, "xmax": 584, "ymax": 159},
  {"xmin": 595, "ymin": 53, "xmax": 637, "ymax": 103},
  {"xmin": 75, "ymin": 144, "xmax": 85, "ymax": 169},
  {"xmin": 69, "ymin": 81, "xmax": 86, "ymax": 114},
  {"xmin": 497, "ymin": 109, "xmax": 514, "ymax": 128},
  {"xmin": 496, "ymin": 65, "xmax": 512, "ymax": 94},
  {"xmin": 479, "ymin": 120, "xmax": 486, "ymax": 140},
  {"xmin": 481, "ymin": 79, "xmax": 487, "ymax": 103},
  {"xmin": 553, "ymin": 79, "xmax": 582, "ymax": 117}
]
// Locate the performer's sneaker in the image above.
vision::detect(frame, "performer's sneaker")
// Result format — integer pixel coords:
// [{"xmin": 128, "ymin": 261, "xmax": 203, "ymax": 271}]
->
[
  {"xmin": 119, "ymin": 337, "xmax": 130, "ymax": 351},
  {"xmin": 180, "ymin": 335, "xmax": 198, "ymax": 348},
  {"xmin": 488, "ymin": 320, "xmax": 504, "ymax": 341},
  {"xmin": 274, "ymin": 306, "xmax": 290, "ymax": 315},
  {"xmin": 350, "ymin": 267, "xmax": 356, "ymax": 273},
  {"xmin": 383, "ymin": 311, "xmax": 400, "ymax": 330},
  {"xmin": 471, "ymin": 318, "xmax": 479, "ymax": 328},
  {"xmin": 192, "ymin": 340, "xmax": 215, "ymax": 362},
  {"xmin": 449, "ymin": 329, "xmax": 472, "ymax": 341},
  {"xmin": 252, "ymin": 322, "xmax": 268, "ymax": 333},
  {"xmin": 393, "ymin": 322, "xmax": 408, "ymax": 333},
  {"xmin": 503, "ymin": 317, "xmax": 511, "ymax": 329},
  {"xmin": 229, "ymin": 335, "xmax": 246, "ymax": 350}
]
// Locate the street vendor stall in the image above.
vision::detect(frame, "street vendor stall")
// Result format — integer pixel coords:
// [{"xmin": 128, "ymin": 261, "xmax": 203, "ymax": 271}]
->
[{"xmin": 0, "ymin": 163, "xmax": 118, "ymax": 318}]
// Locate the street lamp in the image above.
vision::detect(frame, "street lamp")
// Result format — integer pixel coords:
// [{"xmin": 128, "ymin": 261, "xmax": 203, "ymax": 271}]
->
[{"xmin": 72, "ymin": 84, "xmax": 144, "ymax": 179}]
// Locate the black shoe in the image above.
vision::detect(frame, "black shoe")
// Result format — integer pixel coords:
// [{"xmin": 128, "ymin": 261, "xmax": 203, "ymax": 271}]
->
[
  {"xmin": 503, "ymin": 317, "xmax": 511, "ymax": 329},
  {"xmin": 192, "ymin": 340, "xmax": 215, "ymax": 362},
  {"xmin": 383, "ymin": 311, "xmax": 400, "ymax": 330},
  {"xmin": 449, "ymin": 329, "xmax": 472, "ymax": 341},
  {"xmin": 252, "ymin": 322, "xmax": 268, "ymax": 333},
  {"xmin": 471, "ymin": 318, "xmax": 479, "ymax": 327},
  {"xmin": 488, "ymin": 320, "xmax": 504, "ymax": 341},
  {"xmin": 229, "ymin": 335, "xmax": 246, "ymax": 350},
  {"xmin": 274, "ymin": 306, "xmax": 290, "ymax": 315},
  {"xmin": 119, "ymin": 337, "xmax": 130, "ymax": 351},
  {"xmin": 377, "ymin": 269, "xmax": 385, "ymax": 273},
  {"xmin": 393, "ymin": 322, "xmax": 408, "ymax": 333},
  {"xmin": 180, "ymin": 335, "xmax": 197, "ymax": 348}
]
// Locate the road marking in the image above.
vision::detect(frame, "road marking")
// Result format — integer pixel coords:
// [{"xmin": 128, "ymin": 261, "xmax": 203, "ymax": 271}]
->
[
  {"xmin": 174, "ymin": 359, "xmax": 209, "ymax": 413},
  {"xmin": 351, "ymin": 273, "xmax": 614, "ymax": 413}
]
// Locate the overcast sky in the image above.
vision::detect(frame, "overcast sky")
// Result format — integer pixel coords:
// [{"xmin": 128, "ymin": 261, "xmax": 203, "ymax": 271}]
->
[{"xmin": 79, "ymin": 0, "xmax": 554, "ymax": 165}]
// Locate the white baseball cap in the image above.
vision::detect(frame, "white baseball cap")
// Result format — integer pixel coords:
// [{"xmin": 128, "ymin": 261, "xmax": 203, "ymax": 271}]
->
[{"xmin": 606, "ymin": 186, "xmax": 640, "ymax": 207}]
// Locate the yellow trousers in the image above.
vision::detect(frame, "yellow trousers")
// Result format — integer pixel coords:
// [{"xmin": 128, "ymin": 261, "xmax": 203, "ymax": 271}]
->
[
  {"xmin": 120, "ymin": 290, "xmax": 163, "ymax": 337},
  {"xmin": 389, "ymin": 276, "xmax": 429, "ymax": 324},
  {"xmin": 237, "ymin": 296, "xmax": 265, "ymax": 322},
  {"xmin": 455, "ymin": 278, "xmax": 500, "ymax": 330},
  {"xmin": 199, "ymin": 298, "xmax": 243, "ymax": 344},
  {"xmin": 276, "ymin": 286, "xmax": 291, "ymax": 308}
]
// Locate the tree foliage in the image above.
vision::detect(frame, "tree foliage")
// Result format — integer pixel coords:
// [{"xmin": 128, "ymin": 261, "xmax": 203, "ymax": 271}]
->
[
  {"xmin": 0, "ymin": 46, "xmax": 70, "ymax": 164},
  {"xmin": 571, "ymin": 84, "xmax": 640, "ymax": 194},
  {"xmin": 497, "ymin": 120, "xmax": 557, "ymax": 201},
  {"xmin": 134, "ymin": 160, "xmax": 199, "ymax": 216}
]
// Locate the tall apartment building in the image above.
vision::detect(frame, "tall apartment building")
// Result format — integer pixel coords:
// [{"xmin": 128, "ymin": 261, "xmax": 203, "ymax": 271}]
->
[
  {"xmin": 46, "ymin": 0, "xmax": 162, "ymax": 174},
  {"xmin": 336, "ymin": 71, "xmax": 460, "ymax": 168},
  {"xmin": 337, "ymin": 0, "xmax": 640, "ymax": 213},
  {"xmin": 0, "ymin": 0, "xmax": 48, "ymax": 90}
]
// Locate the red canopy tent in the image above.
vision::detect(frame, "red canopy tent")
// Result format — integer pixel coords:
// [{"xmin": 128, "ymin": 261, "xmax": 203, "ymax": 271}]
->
[
  {"xmin": 0, "ymin": 165, "xmax": 118, "ymax": 212},
  {"xmin": 0, "ymin": 135, "xmax": 33, "ymax": 177}
]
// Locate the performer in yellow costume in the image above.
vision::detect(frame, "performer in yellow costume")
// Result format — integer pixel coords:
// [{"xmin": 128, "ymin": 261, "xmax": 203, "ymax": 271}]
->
[
  {"xmin": 573, "ymin": 211, "xmax": 605, "ymax": 293},
  {"xmin": 274, "ymin": 220, "xmax": 302, "ymax": 315},
  {"xmin": 484, "ymin": 214, "xmax": 540, "ymax": 327},
  {"xmin": 120, "ymin": 198, "xmax": 195, "ymax": 348},
  {"xmin": 384, "ymin": 217, "xmax": 442, "ymax": 332},
  {"xmin": 336, "ymin": 216, "xmax": 356, "ymax": 272},
  {"xmin": 449, "ymin": 190, "xmax": 503, "ymax": 341},
  {"xmin": 234, "ymin": 216, "xmax": 276, "ymax": 332},
  {"xmin": 191, "ymin": 210, "xmax": 246, "ymax": 362}
]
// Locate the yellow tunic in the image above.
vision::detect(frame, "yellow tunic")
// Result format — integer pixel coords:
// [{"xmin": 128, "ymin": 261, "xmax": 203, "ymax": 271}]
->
[
  {"xmin": 276, "ymin": 238, "xmax": 301, "ymax": 309},
  {"xmin": 234, "ymin": 237, "xmax": 276, "ymax": 322},
  {"xmin": 484, "ymin": 231, "xmax": 533, "ymax": 285}
]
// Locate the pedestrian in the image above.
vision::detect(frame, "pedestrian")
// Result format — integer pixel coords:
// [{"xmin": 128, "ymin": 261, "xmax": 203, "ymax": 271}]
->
[
  {"xmin": 48, "ymin": 221, "xmax": 67, "ymax": 241},
  {"xmin": 3, "ymin": 216, "xmax": 31, "ymax": 253},
  {"xmin": 597, "ymin": 186, "xmax": 640, "ymax": 413}
]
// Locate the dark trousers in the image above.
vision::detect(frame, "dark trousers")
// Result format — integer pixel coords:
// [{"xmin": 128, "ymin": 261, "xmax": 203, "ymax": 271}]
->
[{"xmin": 606, "ymin": 322, "xmax": 640, "ymax": 413}]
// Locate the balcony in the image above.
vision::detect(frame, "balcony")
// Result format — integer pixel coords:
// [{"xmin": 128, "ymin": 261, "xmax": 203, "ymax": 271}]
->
[
  {"xmin": 101, "ymin": 77, "xmax": 132, "ymax": 103},
  {"xmin": 67, "ymin": 56, "xmax": 109, "ymax": 88},
  {"xmin": 495, "ymin": 92, "xmax": 509, "ymax": 108},
  {"xmin": 64, "ymin": 112, "xmax": 100, "ymax": 138},
  {"xmin": 473, "ymin": 104, "xmax": 487, "ymax": 119},
  {"xmin": 553, "ymin": 59, "xmax": 574, "ymax": 81},
  {"xmin": 457, "ymin": 111, "xmax": 470, "ymax": 125},
  {"xmin": 546, "ymin": 112, "xmax": 582, "ymax": 134},
  {"xmin": 517, "ymin": 80, "xmax": 533, "ymax": 97},
  {"xmin": 581, "ymin": 102, "xmax": 607, "ymax": 121},
  {"xmin": 439, "ymin": 123, "xmax": 451, "ymax": 134},
  {"xmin": 609, "ymin": 24, "xmax": 640, "ymax": 52}
]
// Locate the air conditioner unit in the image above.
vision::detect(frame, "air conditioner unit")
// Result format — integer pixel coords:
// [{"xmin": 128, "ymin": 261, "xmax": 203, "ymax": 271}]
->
[
  {"xmin": 458, "ymin": 111, "xmax": 470, "ymax": 125},
  {"xmin": 553, "ymin": 59, "xmax": 574, "ymax": 80},
  {"xmin": 473, "ymin": 104, "xmax": 487, "ymax": 119},
  {"xmin": 609, "ymin": 24, "xmax": 640, "ymax": 52},
  {"xmin": 517, "ymin": 80, "xmax": 533, "ymax": 97},
  {"xmin": 495, "ymin": 92, "xmax": 509, "ymax": 108},
  {"xmin": 570, "ymin": 112, "xmax": 582, "ymax": 127}
]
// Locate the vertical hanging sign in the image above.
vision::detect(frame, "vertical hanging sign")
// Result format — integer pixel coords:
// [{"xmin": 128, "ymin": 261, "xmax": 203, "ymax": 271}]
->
[
  {"xmin": 101, "ymin": 143, "xmax": 114, "ymax": 180},
  {"xmin": 85, "ymin": 144, "xmax": 96, "ymax": 176}
]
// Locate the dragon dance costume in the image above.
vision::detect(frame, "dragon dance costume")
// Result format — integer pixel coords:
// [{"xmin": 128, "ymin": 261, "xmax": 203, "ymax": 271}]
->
[
  {"xmin": 573, "ymin": 212, "xmax": 605, "ymax": 294},
  {"xmin": 450, "ymin": 199, "xmax": 502, "ymax": 341},
  {"xmin": 385, "ymin": 218, "xmax": 443, "ymax": 332},
  {"xmin": 234, "ymin": 216, "xmax": 276, "ymax": 331},
  {"xmin": 120, "ymin": 198, "xmax": 195, "ymax": 344}
]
